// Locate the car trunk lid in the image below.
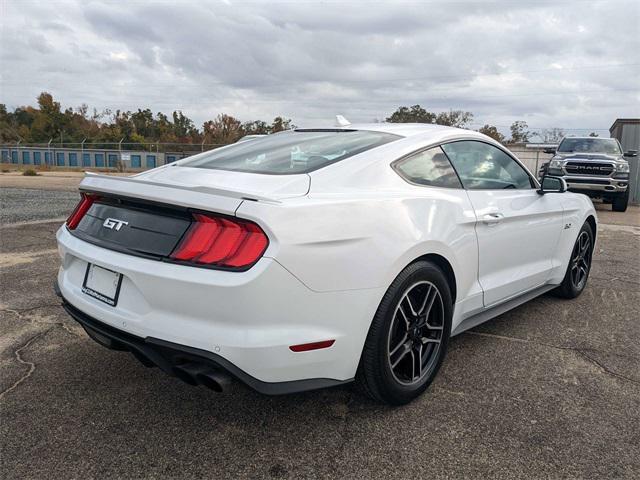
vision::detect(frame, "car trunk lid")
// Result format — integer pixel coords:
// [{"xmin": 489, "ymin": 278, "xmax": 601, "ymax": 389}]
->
[
  {"xmin": 80, "ymin": 166, "xmax": 310, "ymax": 214},
  {"xmin": 71, "ymin": 167, "xmax": 309, "ymax": 259},
  {"xmin": 73, "ymin": 196, "xmax": 193, "ymax": 258}
]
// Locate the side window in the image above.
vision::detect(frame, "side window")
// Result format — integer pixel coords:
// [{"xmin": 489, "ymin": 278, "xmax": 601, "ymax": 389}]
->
[
  {"xmin": 441, "ymin": 141, "xmax": 533, "ymax": 190},
  {"xmin": 394, "ymin": 146, "xmax": 462, "ymax": 188}
]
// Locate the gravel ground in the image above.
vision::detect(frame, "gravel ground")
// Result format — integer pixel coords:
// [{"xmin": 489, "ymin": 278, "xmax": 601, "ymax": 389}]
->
[
  {"xmin": 0, "ymin": 188, "xmax": 78, "ymax": 225},
  {"xmin": 1, "ymin": 186, "xmax": 639, "ymax": 479}
]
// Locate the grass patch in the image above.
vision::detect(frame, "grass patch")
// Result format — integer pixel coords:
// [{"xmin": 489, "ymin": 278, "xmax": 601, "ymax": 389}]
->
[{"xmin": 22, "ymin": 168, "xmax": 39, "ymax": 176}]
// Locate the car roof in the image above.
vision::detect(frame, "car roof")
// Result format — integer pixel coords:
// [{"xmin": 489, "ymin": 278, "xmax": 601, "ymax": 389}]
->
[
  {"xmin": 346, "ymin": 122, "xmax": 455, "ymax": 137},
  {"xmin": 296, "ymin": 122, "xmax": 459, "ymax": 138}
]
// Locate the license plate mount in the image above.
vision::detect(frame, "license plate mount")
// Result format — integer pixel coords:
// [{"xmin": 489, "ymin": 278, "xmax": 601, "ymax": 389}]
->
[{"xmin": 82, "ymin": 263, "xmax": 123, "ymax": 307}]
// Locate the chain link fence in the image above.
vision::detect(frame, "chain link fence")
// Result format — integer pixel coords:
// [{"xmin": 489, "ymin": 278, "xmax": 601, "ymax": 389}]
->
[
  {"xmin": 1, "ymin": 140, "xmax": 555, "ymax": 173},
  {"xmin": 0, "ymin": 142, "xmax": 228, "ymax": 171}
]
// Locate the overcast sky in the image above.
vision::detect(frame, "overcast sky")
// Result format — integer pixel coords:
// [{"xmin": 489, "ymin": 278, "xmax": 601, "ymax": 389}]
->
[{"xmin": 1, "ymin": 0, "xmax": 639, "ymax": 136}]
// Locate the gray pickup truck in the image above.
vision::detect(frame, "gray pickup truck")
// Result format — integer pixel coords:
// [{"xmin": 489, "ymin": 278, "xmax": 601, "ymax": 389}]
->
[{"xmin": 542, "ymin": 136, "xmax": 637, "ymax": 212}]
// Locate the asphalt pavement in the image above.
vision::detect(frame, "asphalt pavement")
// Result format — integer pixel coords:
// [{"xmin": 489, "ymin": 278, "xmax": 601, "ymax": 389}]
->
[
  {"xmin": 1, "ymin": 185, "xmax": 639, "ymax": 479},
  {"xmin": 0, "ymin": 187, "xmax": 78, "ymax": 224}
]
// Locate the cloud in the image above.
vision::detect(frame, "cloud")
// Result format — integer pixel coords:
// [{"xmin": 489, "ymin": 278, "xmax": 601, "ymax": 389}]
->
[{"xmin": 2, "ymin": 0, "xmax": 639, "ymax": 136}]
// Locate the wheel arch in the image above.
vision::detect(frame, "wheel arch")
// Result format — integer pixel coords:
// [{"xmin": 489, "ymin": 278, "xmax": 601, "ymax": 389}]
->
[
  {"xmin": 409, "ymin": 253, "xmax": 457, "ymax": 304},
  {"xmin": 585, "ymin": 214, "xmax": 597, "ymax": 244}
]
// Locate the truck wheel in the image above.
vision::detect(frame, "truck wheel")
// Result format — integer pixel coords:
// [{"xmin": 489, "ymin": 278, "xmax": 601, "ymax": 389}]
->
[{"xmin": 612, "ymin": 189, "xmax": 629, "ymax": 212}]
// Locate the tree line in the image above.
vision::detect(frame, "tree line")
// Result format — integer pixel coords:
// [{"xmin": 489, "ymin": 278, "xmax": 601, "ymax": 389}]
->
[
  {"xmin": 0, "ymin": 92, "xmax": 294, "ymax": 151},
  {"xmin": 1, "ymin": 93, "xmax": 592, "ymax": 151},
  {"xmin": 384, "ymin": 104, "xmax": 596, "ymax": 143}
]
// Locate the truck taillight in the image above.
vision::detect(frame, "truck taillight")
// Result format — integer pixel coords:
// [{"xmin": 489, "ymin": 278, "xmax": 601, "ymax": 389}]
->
[
  {"xmin": 170, "ymin": 213, "xmax": 268, "ymax": 269},
  {"xmin": 66, "ymin": 193, "xmax": 99, "ymax": 230}
]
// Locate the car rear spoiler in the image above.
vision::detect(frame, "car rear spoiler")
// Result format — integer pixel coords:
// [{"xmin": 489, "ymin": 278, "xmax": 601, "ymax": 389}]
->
[{"xmin": 80, "ymin": 172, "xmax": 281, "ymax": 216}]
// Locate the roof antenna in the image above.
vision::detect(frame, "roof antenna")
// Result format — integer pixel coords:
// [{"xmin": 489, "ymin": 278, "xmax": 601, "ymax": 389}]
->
[{"xmin": 335, "ymin": 115, "xmax": 351, "ymax": 127}]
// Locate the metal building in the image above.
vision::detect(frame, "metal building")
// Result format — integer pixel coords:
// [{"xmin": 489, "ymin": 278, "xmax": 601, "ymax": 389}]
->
[{"xmin": 610, "ymin": 119, "xmax": 640, "ymax": 205}]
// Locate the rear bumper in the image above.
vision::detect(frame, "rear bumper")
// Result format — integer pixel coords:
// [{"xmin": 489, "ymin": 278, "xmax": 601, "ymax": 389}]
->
[
  {"xmin": 58, "ymin": 292, "xmax": 350, "ymax": 394},
  {"xmin": 56, "ymin": 226, "xmax": 382, "ymax": 386}
]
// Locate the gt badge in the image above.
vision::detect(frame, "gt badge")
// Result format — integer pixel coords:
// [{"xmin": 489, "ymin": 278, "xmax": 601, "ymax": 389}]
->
[{"xmin": 103, "ymin": 218, "xmax": 129, "ymax": 231}]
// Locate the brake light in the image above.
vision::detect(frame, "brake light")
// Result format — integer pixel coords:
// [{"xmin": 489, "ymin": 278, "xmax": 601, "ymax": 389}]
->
[
  {"xmin": 171, "ymin": 213, "xmax": 268, "ymax": 269},
  {"xmin": 66, "ymin": 193, "xmax": 99, "ymax": 230}
]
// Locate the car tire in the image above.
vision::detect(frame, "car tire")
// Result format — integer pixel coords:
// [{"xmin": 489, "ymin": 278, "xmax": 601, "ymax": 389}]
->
[
  {"xmin": 612, "ymin": 189, "xmax": 629, "ymax": 212},
  {"xmin": 553, "ymin": 221, "xmax": 594, "ymax": 299},
  {"xmin": 356, "ymin": 261, "xmax": 452, "ymax": 405}
]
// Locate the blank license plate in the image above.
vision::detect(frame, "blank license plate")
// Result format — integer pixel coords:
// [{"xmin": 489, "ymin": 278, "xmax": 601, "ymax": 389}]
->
[{"xmin": 82, "ymin": 263, "xmax": 123, "ymax": 306}]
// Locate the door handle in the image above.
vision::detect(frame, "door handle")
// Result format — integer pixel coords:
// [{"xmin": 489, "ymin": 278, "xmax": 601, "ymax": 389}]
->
[{"xmin": 482, "ymin": 213, "xmax": 504, "ymax": 225}]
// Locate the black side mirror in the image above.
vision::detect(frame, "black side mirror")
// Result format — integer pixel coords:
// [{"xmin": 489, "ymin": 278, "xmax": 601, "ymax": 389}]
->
[
  {"xmin": 624, "ymin": 150, "xmax": 638, "ymax": 158},
  {"xmin": 538, "ymin": 163, "xmax": 548, "ymax": 178},
  {"xmin": 537, "ymin": 175, "xmax": 567, "ymax": 195},
  {"xmin": 544, "ymin": 148, "xmax": 556, "ymax": 154}
]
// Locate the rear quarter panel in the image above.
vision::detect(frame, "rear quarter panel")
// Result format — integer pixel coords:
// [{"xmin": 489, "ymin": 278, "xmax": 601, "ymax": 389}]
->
[
  {"xmin": 236, "ymin": 180, "xmax": 483, "ymax": 327},
  {"xmin": 236, "ymin": 131, "xmax": 498, "ymax": 327}
]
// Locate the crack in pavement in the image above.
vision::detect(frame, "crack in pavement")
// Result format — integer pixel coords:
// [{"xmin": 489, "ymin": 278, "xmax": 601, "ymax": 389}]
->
[
  {"xmin": 464, "ymin": 331, "xmax": 640, "ymax": 386},
  {"xmin": 589, "ymin": 275, "xmax": 640, "ymax": 286},
  {"xmin": 2, "ymin": 305, "xmax": 81, "ymax": 338},
  {"xmin": 328, "ymin": 392, "xmax": 358, "ymax": 476},
  {"xmin": 0, "ymin": 304, "xmax": 82, "ymax": 400},
  {"xmin": 574, "ymin": 349, "xmax": 640, "ymax": 386},
  {"xmin": 2, "ymin": 303, "xmax": 62, "ymax": 314},
  {"xmin": 0, "ymin": 329, "xmax": 53, "ymax": 401}
]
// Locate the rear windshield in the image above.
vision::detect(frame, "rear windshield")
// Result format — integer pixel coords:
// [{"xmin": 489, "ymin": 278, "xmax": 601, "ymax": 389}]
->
[
  {"xmin": 557, "ymin": 138, "xmax": 622, "ymax": 154},
  {"xmin": 182, "ymin": 130, "xmax": 401, "ymax": 174}
]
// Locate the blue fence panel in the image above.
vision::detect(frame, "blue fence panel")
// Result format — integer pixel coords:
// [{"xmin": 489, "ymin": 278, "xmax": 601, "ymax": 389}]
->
[{"xmin": 1, "ymin": 148, "xmax": 201, "ymax": 169}]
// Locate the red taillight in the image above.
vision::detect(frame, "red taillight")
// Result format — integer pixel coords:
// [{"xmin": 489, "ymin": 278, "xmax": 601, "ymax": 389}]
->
[
  {"xmin": 66, "ymin": 193, "xmax": 98, "ymax": 230},
  {"xmin": 171, "ymin": 213, "xmax": 268, "ymax": 269}
]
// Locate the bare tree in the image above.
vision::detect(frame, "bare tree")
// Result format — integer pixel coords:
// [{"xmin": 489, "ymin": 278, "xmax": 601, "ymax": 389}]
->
[
  {"xmin": 508, "ymin": 121, "xmax": 530, "ymax": 143},
  {"xmin": 535, "ymin": 128, "xmax": 565, "ymax": 143}
]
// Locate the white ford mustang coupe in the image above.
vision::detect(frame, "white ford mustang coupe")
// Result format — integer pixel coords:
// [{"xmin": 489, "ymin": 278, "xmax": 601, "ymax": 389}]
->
[{"xmin": 56, "ymin": 121, "xmax": 596, "ymax": 405}]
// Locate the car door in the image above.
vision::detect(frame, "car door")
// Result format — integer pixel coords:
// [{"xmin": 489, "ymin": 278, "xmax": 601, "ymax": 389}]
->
[{"xmin": 442, "ymin": 140, "xmax": 564, "ymax": 306}]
